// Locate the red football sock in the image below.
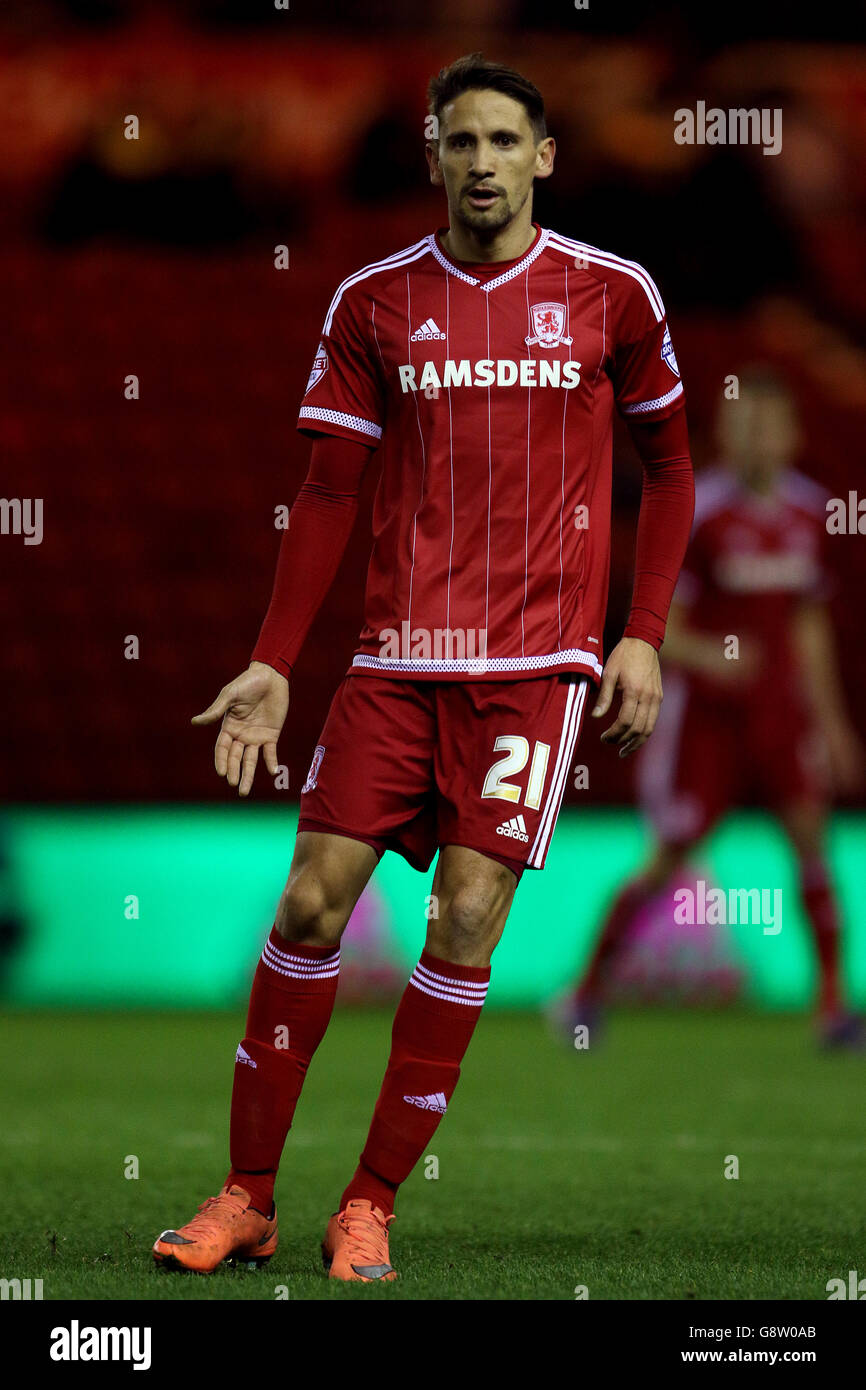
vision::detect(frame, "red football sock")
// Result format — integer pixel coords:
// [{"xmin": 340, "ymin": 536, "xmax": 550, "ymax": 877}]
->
[
  {"xmin": 226, "ymin": 926, "xmax": 340, "ymax": 1214},
  {"xmin": 800, "ymin": 855, "xmax": 843, "ymax": 1017},
  {"xmin": 340, "ymin": 950, "xmax": 490, "ymax": 1216},
  {"xmin": 577, "ymin": 876, "xmax": 655, "ymax": 1001}
]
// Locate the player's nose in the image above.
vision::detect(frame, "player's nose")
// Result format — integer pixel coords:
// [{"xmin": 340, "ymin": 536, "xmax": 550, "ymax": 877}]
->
[{"xmin": 469, "ymin": 146, "xmax": 496, "ymax": 176}]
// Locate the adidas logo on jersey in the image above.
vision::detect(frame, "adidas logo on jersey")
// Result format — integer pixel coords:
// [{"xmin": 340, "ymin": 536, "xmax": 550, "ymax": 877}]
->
[
  {"xmin": 235, "ymin": 1044, "xmax": 257, "ymax": 1070},
  {"xmin": 410, "ymin": 317, "xmax": 446, "ymax": 341},
  {"xmin": 497, "ymin": 815, "xmax": 529, "ymax": 843},
  {"xmin": 403, "ymin": 1091, "xmax": 448, "ymax": 1113}
]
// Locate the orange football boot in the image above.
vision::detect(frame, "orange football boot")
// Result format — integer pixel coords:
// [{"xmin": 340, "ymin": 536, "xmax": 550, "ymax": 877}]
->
[
  {"xmin": 321, "ymin": 1198, "xmax": 397, "ymax": 1282},
  {"xmin": 152, "ymin": 1184, "xmax": 278, "ymax": 1274}
]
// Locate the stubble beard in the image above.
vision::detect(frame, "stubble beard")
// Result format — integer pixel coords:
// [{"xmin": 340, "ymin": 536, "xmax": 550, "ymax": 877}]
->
[{"xmin": 452, "ymin": 184, "xmax": 531, "ymax": 244}]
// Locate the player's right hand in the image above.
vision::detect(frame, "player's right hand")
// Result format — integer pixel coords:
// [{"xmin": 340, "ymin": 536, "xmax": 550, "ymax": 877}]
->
[{"xmin": 192, "ymin": 661, "xmax": 289, "ymax": 797}]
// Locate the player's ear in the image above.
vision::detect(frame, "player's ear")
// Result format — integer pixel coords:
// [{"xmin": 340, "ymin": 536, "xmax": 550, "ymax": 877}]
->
[
  {"xmin": 534, "ymin": 136, "xmax": 555, "ymax": 181},
  {"xmin": 426, "ymin": 142, "xmax": 444, "ymax": 186}
]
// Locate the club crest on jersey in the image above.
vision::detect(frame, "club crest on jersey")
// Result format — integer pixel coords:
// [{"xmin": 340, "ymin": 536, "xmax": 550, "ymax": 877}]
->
[
  {"xmin": 661, "ymin": 325, "xmax": 680, "ymax": 377},
  {"xmin": 525, "ymin": 302, "xmax": 573, "ymax": 349},
  {"xmin": 305, "ymin": 343, "xmax": 329, "ymax": 394},
  {"xmin": 302, "ymin": 744, "xmax": 326, "ymax": 793}
]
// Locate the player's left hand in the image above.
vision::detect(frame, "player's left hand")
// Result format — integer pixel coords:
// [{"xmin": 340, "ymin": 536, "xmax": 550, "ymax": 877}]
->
[{"xmin": 592, "ymin": 636, "xmax": 663, "ymax": 758}]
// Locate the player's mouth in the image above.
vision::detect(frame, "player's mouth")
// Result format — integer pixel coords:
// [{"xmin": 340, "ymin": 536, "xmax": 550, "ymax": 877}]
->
[{"xmin": 465, "ymin": 186, "xmax": 502, "ymax": 210}]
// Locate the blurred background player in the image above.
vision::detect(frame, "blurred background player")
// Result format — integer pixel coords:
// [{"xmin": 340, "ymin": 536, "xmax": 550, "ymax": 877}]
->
[{"xmin": 564, "ymin": 366, "xmax": 865, "ymax": 1046}]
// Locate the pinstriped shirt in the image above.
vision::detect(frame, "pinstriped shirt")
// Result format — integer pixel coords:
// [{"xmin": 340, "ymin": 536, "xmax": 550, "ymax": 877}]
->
[{"xmin": 298, "ymin": 223, "xmax": 684, "ymax": 683}]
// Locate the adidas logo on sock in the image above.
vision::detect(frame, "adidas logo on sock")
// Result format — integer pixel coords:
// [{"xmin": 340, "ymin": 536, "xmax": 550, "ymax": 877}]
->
[
  {"xmin": 235, "ymin": 1044, "xmax": 257, "ymax": 1070},
  {"xmin": 410, "ymin": 317, "xmax": 445, "ymax": 341},
  {"xmin": 403, "ymin": 1091, "xmax": 448, "ymax": 1113},
  {"xmin": 496, "ymin": 814, "xmax": 529, "ymax": 843}
]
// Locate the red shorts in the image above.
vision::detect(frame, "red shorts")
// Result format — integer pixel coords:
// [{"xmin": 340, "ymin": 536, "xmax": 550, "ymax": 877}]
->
[
  {"xmin": 298, "ymin": 673, "xmax": 591, "ymax": 880},
  {"xmin": 637, "ymin": 672, "xmax": 827, "ymax": 845}
]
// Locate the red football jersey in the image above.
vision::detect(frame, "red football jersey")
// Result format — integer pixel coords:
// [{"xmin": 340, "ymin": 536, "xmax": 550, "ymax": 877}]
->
[
  {"xmin": 299, "ymin": 223, "xmax": 685, "ymax": 682},
  {"xmin": 674, "ymin": 465, "xmax": 830, "ymax": 704}
]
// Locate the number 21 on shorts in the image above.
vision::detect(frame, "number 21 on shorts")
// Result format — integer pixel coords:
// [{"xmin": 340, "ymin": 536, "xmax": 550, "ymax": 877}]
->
[{"xmin": 481, "ymin": 737, "xmax": 551, "ymax": 809}]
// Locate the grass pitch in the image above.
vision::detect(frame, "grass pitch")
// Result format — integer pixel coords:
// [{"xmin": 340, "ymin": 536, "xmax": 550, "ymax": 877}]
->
[{"xmin": 2, "ymin": 1007, "xmax": 864, "ymax": 1301}]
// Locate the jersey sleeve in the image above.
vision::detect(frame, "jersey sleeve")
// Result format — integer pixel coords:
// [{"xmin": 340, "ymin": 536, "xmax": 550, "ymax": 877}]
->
[
  {"xmin": 297, "ymin": 282, "xmax": 385, "ymax": 447},
  {"xmin": 611, "ymin": 266, "xmax": 685, "ymax": 421}
]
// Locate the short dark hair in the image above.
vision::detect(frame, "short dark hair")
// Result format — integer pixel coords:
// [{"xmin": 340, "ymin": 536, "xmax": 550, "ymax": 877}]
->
[{"xmin": 427, "ymin": 53, "xmax": 547, "ymax": 143}]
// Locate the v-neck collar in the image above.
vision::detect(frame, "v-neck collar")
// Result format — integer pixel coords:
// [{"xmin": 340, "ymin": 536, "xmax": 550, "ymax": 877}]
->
[{"xmin": 427, "ymin": 225, "xmax": 550, "ymax": 293}]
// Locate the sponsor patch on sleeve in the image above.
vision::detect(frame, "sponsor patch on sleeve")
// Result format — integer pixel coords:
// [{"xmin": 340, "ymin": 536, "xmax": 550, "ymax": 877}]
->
[
  {"xmin": 661, "ymin": 324, "xmax": 680, "ymax": 378},
  {"xmin": 305, "ymin": 343, "xmax": 329, "ymax": 394}
]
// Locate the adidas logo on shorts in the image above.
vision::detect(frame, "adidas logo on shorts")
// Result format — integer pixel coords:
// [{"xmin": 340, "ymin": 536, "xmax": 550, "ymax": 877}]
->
[
  {"xmin": 496, "ymin": 814, "xmax": 529, "ymax": 843},
  {"xmin": 410, "ymin": 317, "xmax": 445, "ymax": 341}
]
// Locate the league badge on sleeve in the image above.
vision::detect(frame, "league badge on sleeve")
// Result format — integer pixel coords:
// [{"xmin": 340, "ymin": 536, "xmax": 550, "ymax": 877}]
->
[
  {"xmin": 305, "ymin": 343, "xmax": 329, "ymax": 394},
  {"xmin": 525, "ymin": 302, "xmax": 573, "ymax": 349},
  {"xmin": 661, "ymin": 324, "xmax": 680, "ymax": 377}
]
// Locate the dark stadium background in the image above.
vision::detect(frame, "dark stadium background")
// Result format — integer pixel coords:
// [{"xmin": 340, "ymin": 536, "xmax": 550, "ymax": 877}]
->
[
  {"xmin": 2, "ymin": 2, "xmax": 865, "ymax": 806},
  {"xmin": 1, "ymin": 2, "xmax": 865, "ymax": 1008}
]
